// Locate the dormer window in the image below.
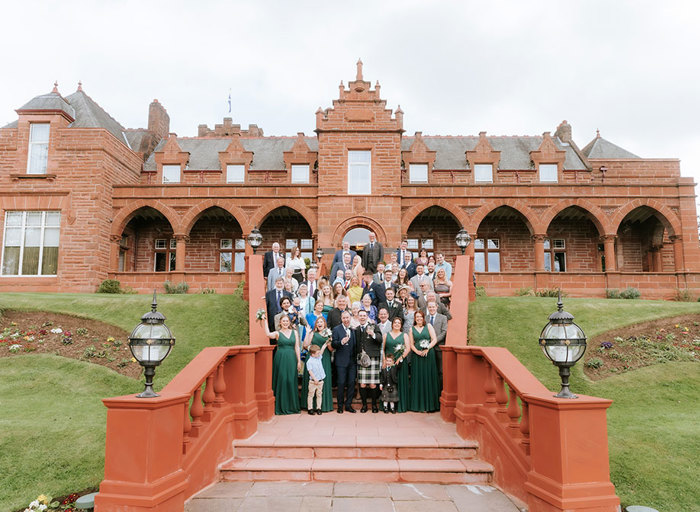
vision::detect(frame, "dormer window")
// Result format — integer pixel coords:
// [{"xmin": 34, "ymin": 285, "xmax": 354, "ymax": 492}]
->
[
  {"xmin": 162, "ymin": 164, "xmax": 181, "ymax": 184},
  {"xmin": 474, "ymin": 164, "xmax": 493, "ymax": 183},
  {"xmin": 291, "ymin": 164, "xmax": 309, "ymax": 184},
  {"xmin": 226, "ymin": 164, "xmax": 245, "ymax": 183},
  {"xmin": 409, "ymin": 164, "xmax": 428, "ymax": 184},
  {"xmin": 27, "ymin": 123, "xmax": 50, "ymax": 174},
  {"xmin": 539, "ymin": 163, "xmax": 558, "ymax": 183}
]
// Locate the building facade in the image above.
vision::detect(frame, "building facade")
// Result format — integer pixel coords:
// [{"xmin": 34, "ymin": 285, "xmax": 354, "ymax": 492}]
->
[{"xmin": 2, "ymin": 64, "xmax": 699, "ymax": 298}]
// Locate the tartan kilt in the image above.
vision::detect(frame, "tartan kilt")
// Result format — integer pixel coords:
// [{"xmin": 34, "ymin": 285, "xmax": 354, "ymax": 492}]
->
[{"xmin": 357, "ymin": 356, "xmax": 381, "ymax": 385}]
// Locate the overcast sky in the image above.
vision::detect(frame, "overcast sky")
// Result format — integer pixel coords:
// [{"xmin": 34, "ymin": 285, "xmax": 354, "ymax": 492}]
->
[{"xmin": 2, "ymin": 1, "xmax": 699, "ymax": 198}]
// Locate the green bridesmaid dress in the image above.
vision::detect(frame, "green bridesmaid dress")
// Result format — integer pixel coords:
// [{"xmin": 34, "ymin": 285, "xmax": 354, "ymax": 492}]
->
[
  {"xmin": 272, "ymin": 329, "xmax": 300, "ymax": 415},
  {"xmin": 409, "ymin": 326, "xmax": 440, "ymax": 412},
  {"xmin": 300, "ymin": 332, "xmax": 334, "ymax": 412},
  {"xmin": 384, "ymin": 331, "xmax": 411, "ymax": 413}
]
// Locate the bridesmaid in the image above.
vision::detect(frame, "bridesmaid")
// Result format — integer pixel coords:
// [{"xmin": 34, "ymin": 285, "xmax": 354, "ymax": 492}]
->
[
  {"xmin": 319, "ymin": 284, "xmax": 334, "ymax": 315},
  {"xmin": 300, "ymin": 316, "xmax": 334, "ymax": 412},
  {"xmin": 306, "ymin": 299, "xmax": 326, "ymax": 330},
  {"xmin": 408, "ymin": 310, "xmax": 439, "ymax": 412},
  {"xmin": 402, "ymin": 295, "xmax": 417, "ymax": 334},
  {"xmin": 263, "ymin": 314, "xmax": 302, "ymax": 415},
  {"xmin": 382, "ymin": 316, "xmax": 411, "ymax": 413}
]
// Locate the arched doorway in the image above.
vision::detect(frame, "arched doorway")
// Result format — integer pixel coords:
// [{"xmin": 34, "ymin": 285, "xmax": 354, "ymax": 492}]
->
[
  {"xmin": 475, "ymin": 206, "xmax": 534, "ymax": 273},
  {"xmin": 406, "ymin": 206, "xmax": 461, "ymax": 262},
  {"xmin": 546, "ymin": 206, "xmax": 604, "ymax": 272},
  {"xmin": 119, "ymin": 207, "xmax": 175, "ymax": 272},
  {"xmin": 259, "ymin": 206, "xmax": 314, "ymax": 263},
  {"xmin": 616, "ymin": 206, "xmax": 675, "ymax": 272},
  {"xmin": 186, "ymin": 207, "xmax": 245, "ymax": 273},
  {"xmin": 343, "ymin": 227, "xmax": 371, "ymax": 256}
]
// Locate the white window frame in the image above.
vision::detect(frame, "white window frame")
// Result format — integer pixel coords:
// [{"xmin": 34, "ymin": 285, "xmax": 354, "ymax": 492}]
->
[
  {"xmin": 474, "ymin": 238, "xmax": 500, "ymax": 273},
  {"xmin": 1, "ymin": 211, "xmax": 60, "ymax": 276},
  {"xmin": 226, "ymin": 164, "xmax": 245, "ymax": 183},
  {"xmin": 291, "ymin": 164, "xmax": 310, "ymax": 184},
  {"xmin": 539, "ymin": 163, "xmax": 558, "ymax": 183},
  {"xmin": 409, "ymin": 163, "xmax": 428, "ymax": 184},
  {"xmin": 162, "ymin": 164, "xmax": 181, "ymax": 184},
  {"xmin": 348, "ymin": 150, "xmax": 371, "ymax": 195},
  {"xmin": 474, "ymin": 164, "xmax": 493, "ymax": 183},
  {"xmin": 27, "ymin": 123, "xmax": 50, "ymax": 174}
]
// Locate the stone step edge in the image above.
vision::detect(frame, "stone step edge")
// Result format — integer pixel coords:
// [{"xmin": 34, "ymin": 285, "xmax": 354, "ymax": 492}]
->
[
  {"xmin": 220, "ymin": 458, "xmax": 494, "ymax": 473},
  {"xmin": 233, "ymin": 438, "xmax": 479, "ymax": 449},
  {"xmin": 233, "ymin": 445, "xmax": 478, "ymax": 460}
]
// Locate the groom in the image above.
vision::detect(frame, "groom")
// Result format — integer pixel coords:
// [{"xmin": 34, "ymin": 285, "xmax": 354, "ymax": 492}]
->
[{"xmin": 331, "ymin": 310, "xmax": 357, "ymax": 413}]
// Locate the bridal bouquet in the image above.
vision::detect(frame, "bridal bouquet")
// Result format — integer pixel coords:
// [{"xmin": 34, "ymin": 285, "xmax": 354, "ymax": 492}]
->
[
  {"xmin": 255, "ymin": 309, "xmax": 266, "ymax": 321},
  {"xmin": 321, "ymin": 327, "xmax": 332, "ymax": 338},
  {"xmin": 419, "ymin": 340, "xmax": 431, "ymax": 349}
]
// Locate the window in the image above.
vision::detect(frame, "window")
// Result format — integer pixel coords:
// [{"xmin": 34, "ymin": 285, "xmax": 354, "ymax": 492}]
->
[
  {"xmin": 291, "ymin": 164, "xmax": 309, "ymax": 184},
  {"xmin": 286, "ymin": 238, "xmax": 314, "ymax": 262},
  {"xmin": 162, "ymin": 164, "xmax": 181, "ymax": 184},
  {"xmin": 474, "ymin": 164, "xmax": 493, "ymax": 183},
  {"xmin": 2, "ymin": 211, "xmax": 60, "ymax": 276},
  {"xmin": 539, "ymin": 163, "xmax": 558, "ymax": 183},
  {"xmin": 474, "ymin": 238, "xmax": 500, "ymax": 272},
  {"xmin": 27, "ymin": 123, "xmax": 50, "ymax": 174},
  {"xmin": 544, "ymin": 238, "xmax": 566, "ymax": 272},
  {"xmin": 409, "ymin": 163, "xmax": 428, "ymax": 183},
  {"xmin": 348, "ymin": 150, "xmax": 371, "ymax": 195},
  {"xmin": 226, "ymin": 164, "xmax": 245, "ymax": 183},
  {"xmin": 406, "ymin": 238, "xmax": 434, "ymax": 257},
  {"xmin": 220, "ymin": 238, "xmax": 246, "ymax": 272},
  {"xmin": 154, "ymin": 239, "xmax": 175, "ymax": 271}
]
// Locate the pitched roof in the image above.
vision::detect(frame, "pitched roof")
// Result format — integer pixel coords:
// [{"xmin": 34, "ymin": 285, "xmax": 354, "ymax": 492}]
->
[
  {"xmin": 16, "ymin": 91, "xmax": 75, "ymax": 119},
  {"xmin": 64, "ymin": 90, "xmax": 129, "ymax": 146},
  {"xmin": 581, "ymin": 136, "xmax": 639, "ymax": 159}
]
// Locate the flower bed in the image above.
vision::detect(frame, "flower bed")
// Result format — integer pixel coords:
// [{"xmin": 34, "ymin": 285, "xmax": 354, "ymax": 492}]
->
[
  {"xmin": 0, "ymin": 311, "xmax": 140, "ymax": 378},
  {"xmin": 585, "ymin": 314, "xmax": 700, "ymax": 379}
]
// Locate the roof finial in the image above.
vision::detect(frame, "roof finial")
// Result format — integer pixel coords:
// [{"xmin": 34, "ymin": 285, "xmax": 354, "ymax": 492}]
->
[
  {"xmin": 52, "ymin": 81, "xmax": 59, "ymax": 93},
  {"xmin": 77, "ymin": 80, "xmax": 83, "ymax": 92},
  {"xmin": 356, "ymin": 58, "xmax": 363, "ymax": 81},
  {"xmin": 596, "ymin": 128, "xmax": 600, "ymax": 138}
]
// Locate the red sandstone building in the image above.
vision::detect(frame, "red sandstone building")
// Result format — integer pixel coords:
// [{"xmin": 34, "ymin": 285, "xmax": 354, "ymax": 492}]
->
[{"xmin": 2, "ymin": 64, "xmax": 699, "ymax": 298}]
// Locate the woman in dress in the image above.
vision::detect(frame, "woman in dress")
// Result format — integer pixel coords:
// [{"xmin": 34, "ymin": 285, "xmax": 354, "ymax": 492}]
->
[
  {"xmin": 306, "ymin": 299, "xmax": 326, "ymax": 330},
  {"xmin": 300, "ymin": 316, "xmax": 334, "ymax": 412},
  {"xmin": 396, "ymin": 285, "xmax": 410, "ymax": 306},
  {"xmin": 396, "ymin": 267, "xmax": 411, "ymax": 290},
  {"xmin": 332, "ymin": 281, "xmax": 348, "ymax": 301},
  {"xmin": 408, "ymin": 310, "xmax": 439, "ymax": 412},
  {"xmin": 402, "ymin": 295, "xmax": 417, "ymax": 334},
  {"xmin": 352, "ymin": 254, "xmax": 364, "ymax": 279},
  {"xmin": 283, "ymin": 267, "xmax": 299, "ymax": 294},
  {"xmin": 415, "ymin": 249, "xmax": 429, "ymax": 267},
  {"xmin": 349, "ymin": 301, "xmax": 362, "ymax": 328},
  {"xmin": 360, "ymin": 293, "xmax": 377, "ymax": 322},
  {"xmin": 263, "ymin": 314, "xmax": 302, "ymax": 415},
  {"xmin": 287, "ymin": 246, "xmax": 306, "ymax": 284},
  {"xmin": 319, "ymin": 284, "xmax": 334, "ymax": 315},
  {"xmin": 382, "ymin": 316, "xmax": 411, "ymax": 413},
  {"xmin": 347, "ymin": 275, "xmax": 364, "ymax": 304},
  {"xmin": 297, "ymin": 283, "xmax": 315, "ymax": 338},
  {"xmin": 434, "ymin": 267, "xmax": 452, "ymax": 307}
]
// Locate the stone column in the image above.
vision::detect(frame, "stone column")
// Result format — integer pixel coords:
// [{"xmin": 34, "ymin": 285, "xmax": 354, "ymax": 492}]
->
[
  {"xmin": 174, "ymin": 234, "xmax": 188, "ymax": 272},
  {"xmin": 602, "ymin": 234, "xmax": 617, "ymax": 272},
  {"xmin": 109, "ymin": 234, "xmax": 122, "ymax": 272},
  {"xmin": 670, "ymin": 234, "xmax": 684, "ymax": 271},
  {"xmin": 652, "ymin": 246, "xmax": 663, "ymax": 272},
  {"xmin": 533, "ymin": 234, "xmax": 546, "ymax": 271}
]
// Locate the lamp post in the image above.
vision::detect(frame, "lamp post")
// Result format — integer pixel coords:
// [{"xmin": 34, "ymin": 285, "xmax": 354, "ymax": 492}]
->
[
  {"xmin": 455, "ymin": 228, "xmax": 471, "ymax": 255},
  {"xmin": 128, "ymin": 291, "xmax": 175, "ymax": 398},
  {"xmin": 247, "ymin": 228, "xmax": 262, "ymax": 254},
  {"xmin": 315, "ymin": 246, "xmax": 324, "ymax": 263},
  {"xmin": 538, "ymin": 292, "xmax": 587, "ymax": 399}
]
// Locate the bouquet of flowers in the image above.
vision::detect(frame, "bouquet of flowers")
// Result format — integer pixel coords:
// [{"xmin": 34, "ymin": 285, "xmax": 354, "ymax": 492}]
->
[
  {"xmin": 321, "ymin": 327, "xmax": 332, "ymax": 339},
  {"xmin": 419, "ymin": 340, "xmax": 431, "ymax": 349},
  {"xmin": 393, "ymin": 343, "xmax": 405, "ymax": 356},
  {"xmin": 255, "ymin": 309, "xmax": 266, "ymax": 321}
]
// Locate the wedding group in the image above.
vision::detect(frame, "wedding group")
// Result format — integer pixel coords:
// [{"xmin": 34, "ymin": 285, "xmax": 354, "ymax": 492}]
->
[{"xmin": 261, "ymin": 232, "xmax": 454, "ymax": 415}]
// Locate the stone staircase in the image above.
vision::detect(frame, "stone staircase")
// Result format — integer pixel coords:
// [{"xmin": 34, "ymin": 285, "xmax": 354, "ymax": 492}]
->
[{"xmin": 218, "ymin": 412, "xmax": 494, "ymax": 484}]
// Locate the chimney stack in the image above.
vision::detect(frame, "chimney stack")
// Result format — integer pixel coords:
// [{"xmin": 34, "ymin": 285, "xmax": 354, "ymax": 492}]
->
[{"xmin": 148, "ymin": 99, "xmax": 170, "ymax": 141}]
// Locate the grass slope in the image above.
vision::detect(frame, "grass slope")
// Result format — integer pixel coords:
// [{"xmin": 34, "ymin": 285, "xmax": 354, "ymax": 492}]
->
[{"xmin": 469, "ymin": 297, "xmax": 700, "ymax": 512}]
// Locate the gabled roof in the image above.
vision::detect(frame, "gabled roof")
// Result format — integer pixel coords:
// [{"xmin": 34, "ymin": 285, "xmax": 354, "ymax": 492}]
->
[
  {"xmin": 64, "ymin": 90, "xmax": 129, "ymax": 145},
  {"xmin": 581, "ymin": 136, "xmax": 639, "ymax": 159}
]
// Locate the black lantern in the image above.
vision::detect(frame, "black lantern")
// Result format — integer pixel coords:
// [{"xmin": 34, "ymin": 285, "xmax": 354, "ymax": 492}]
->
[
  {"xmin": 129, "ymin": 291, "xmax": 175, "ymax": 398},
  {"xmin": 247, "ymin": 228, "xmax": 262, "ymax": 254},
  {"xmin": 315, "ymin": 246, "xmax": 324, "ymax": 262},
  {"xmin": 538, "ymin": 292, "xmax": 587, "ymax": 399},
  {"xmin": 455, "ymin": 228, "xmax": 471, "ymax": 254}
]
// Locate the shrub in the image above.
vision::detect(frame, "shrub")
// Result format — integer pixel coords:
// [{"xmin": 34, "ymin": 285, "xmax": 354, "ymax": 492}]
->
[
  {"xmin": 76, "ymin": 327, "xmax": 88, "ymax": 336},
  {"xmin": 97, "ymin": 279, "xmax": 122, "ymax": 294},
  {"xmin": 475, "ymin": 286, "xmax": 487, "ymax": 298},
  {"xmin": 535, "ymin": 288, "xmax": 565, "ymax": 297},
  {"xmin": 515, "ymin": 287, "xmax": 534, "ymax": 296},
  {"xmin": 200, "ymin": 288, "xmax": 216, "ymax": 294},
  {"xmin": 585, "ymin": 358, "xmax": 604, "ymax": 369},
  {"xmin": 605, "ymin": 289, "xmax": 621, "ymax": 299},
  {"xmin": 164, "ymin": 281, "xmax": 189, "ymax": 294},
  {"xmin": 619, "ymin": 287, "xmax": 641, "ymax": 300},
  {"xmin": 674, "ymin": 288, "xmax": 694, "ymax": 302}
]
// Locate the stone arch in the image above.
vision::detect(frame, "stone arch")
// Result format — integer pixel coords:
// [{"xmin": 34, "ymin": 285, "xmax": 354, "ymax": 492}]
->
[
  {"xmin": 611, "ymin": 199, "xmax": 682, "ymax": 237},
  {"xmin": 111, "ymin": 201, "xmax": 180, "ymax": 236},
  {"xmin": 401, "ymin": 199, "xmax": 469, "ymax": 234},
  {"xmin": 540, "ymin": 199, "xmax": 611, "ymax": 236},
  {"xmin": 180, "ymin": 200, "xmax": 251, "ymax": 236},
  {"xmin": 249, "ymin": 200, "xmax": 317, "ymax": 234},
  {"xmin": 332, "ymin": 216, "xmax": 388, "ymax": 247},
  {"xmin": 468, "ymin": 199, "xmax": 537, "ymax": 235}
]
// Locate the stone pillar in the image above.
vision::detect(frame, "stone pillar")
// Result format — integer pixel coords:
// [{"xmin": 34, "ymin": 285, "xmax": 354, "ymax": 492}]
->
[
  {"xmin": 652, "ymin": 246, "xmax": 663, "ymax": 272},
  {"xmin": 109, "ymin": 234, "xmax": 122, "ymax": 272},
  {"xmin": 602, "ymin": 235, "xmax": 617, "ymax": 272},
  {"xmin": 670, "ymin": 235, "xmax": 684, "ymax": 271},
  {"xmin": 174, "ymin": 234, "xmax": 188, "ymax": 272},
  {"xmin": 533, "ymin": 234, "xmax": 546, "ymax": 271}
]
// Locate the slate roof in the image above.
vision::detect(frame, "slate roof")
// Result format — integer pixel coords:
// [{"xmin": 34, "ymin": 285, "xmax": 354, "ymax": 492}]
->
[
  {"xmin": 581, "ymin": 136, "xmax": 639, "ymax": 159},
  {"xmin": 17, "ymin": 92, "xmax": 75, "ymax": 119}
]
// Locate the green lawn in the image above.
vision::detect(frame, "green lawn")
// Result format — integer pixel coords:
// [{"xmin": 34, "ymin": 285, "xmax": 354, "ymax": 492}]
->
[
  {"xmin": 470, "ymin": 297, "xmax": 700, "ymax": 512},
  {"xmin": 1, "ymin": 293, "xmax": 698, "ymax": 511}
]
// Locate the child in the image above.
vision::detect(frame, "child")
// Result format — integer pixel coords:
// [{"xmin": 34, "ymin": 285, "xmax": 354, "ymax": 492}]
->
[
  {"xmin": 306, "ymin": 344, "xmax": 327, "ymax": 415},
  {"xmin": 380, "ymin": 353, "xmax": 399, "ymax": 413}
]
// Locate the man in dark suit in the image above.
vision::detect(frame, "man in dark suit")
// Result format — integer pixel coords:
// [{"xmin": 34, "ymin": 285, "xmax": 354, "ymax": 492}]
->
[
  {"xmin": 396, "ymin": 240, "xmax": 412, "ymax": 269},
  {"xmin": 332, "ymin": 311, "xmax": 357, "ymax": 413},
  {"xmin": 361, "ymin": 232, "xmax": 384, "ymax": 274},
  {"xmin": 426, "ymin": 301, "xmax": 449, "ymax": 389},
  {"xmin": 378, "ymin": 287, "xmax": 403, "ymax": 321},
  {"xmin": 372, "ymin": 262, "xmax": 386, "ymax": 284},
  {"xmin": 333, "ymin": 241, "xmax": 357, "ymax": 266},
  {"xmin": 263, "ymin": 242, "xmax": 282, "ymax": 279},
  {"xmin": 303, "ymin": 267, "xmax": 320, "ymax": 300},
  {"xmin": 330, "ymin": 252, "xmax": 353, "ymax": 286},
  {"xmin": 265, "ymin": 277, "xmax": 293, "ymax": 333},
  {"xmin": 266, "ymin": 256, "xmax": 287, "ymax": 291},
  {"xmin": 327, "ymin": 295, "xmax": 350, "ymax": 330},
  {"xmin": 419, "ymin": 291, "xmax": 452, "ymax": 320},
  {"xmin": 372, "ymin": 268, "xmax": 396, "ymax": 305},
  {"xmin": 354, "ymin": 309, "xmax": 383, "ymax": 413}
]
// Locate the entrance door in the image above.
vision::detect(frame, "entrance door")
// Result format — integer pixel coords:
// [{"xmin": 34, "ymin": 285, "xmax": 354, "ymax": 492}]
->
[{"xmin": 343, "ymin": 227, "xmax": 371, "ymax": 260}]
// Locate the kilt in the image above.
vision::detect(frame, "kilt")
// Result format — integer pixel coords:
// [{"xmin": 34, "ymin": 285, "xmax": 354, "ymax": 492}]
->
[{"xmin": 357, "ymin": 356, "xmax": 381, "ymax": 385}]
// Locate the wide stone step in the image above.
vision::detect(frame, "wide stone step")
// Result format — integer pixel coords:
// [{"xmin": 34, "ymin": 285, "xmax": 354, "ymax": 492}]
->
[{"xmin": 219, "ymin": 456, "xmax": 494, "ymax": 484}]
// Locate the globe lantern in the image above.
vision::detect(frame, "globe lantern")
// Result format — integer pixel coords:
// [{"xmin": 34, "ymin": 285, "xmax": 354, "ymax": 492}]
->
[
  {"xmin": 247, "ymin": 228, "xmax": 263, "ymax": 254},
  {"xmin": 538, "ymin": 292, "xmax": 587, "ymax": 398},
  {"xmin": 129, "ymin": 291, "xmax": 175, "ymax": 398},
  {"xmin": 455, "ymin": 228, "xmax": 471, "ymax": 254}
]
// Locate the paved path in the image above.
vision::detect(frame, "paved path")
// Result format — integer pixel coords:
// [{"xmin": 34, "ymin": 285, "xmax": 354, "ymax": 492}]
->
[{"xmin": 186, "ymin": 481, "xmax": 525, "ymax": 511}]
